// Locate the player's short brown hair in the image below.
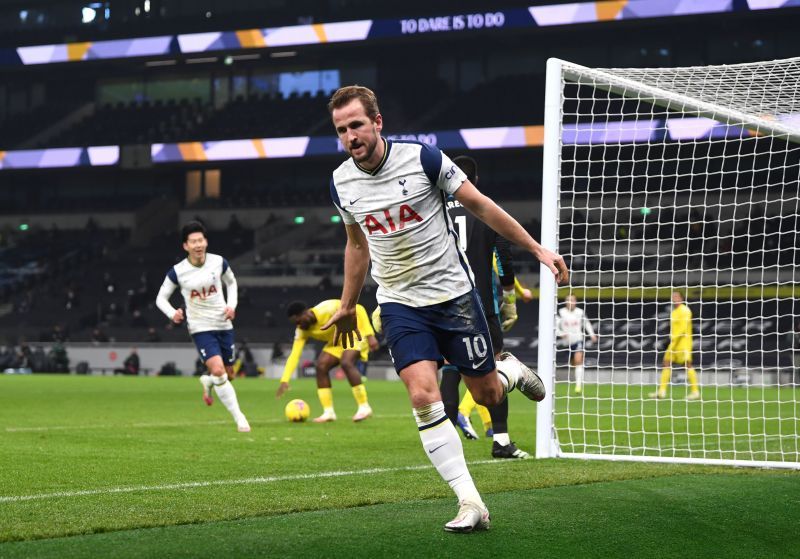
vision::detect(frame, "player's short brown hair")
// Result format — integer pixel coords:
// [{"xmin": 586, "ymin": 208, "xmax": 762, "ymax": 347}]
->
[{"xmin": 328, "ymin": 85, "xmax": 380, "ymax": 121}]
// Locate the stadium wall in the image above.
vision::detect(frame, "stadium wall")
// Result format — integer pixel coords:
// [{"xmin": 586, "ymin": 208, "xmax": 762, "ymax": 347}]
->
[{"xmin": 22, "ymin": 343, "xmax": 401, "ymax": 380}]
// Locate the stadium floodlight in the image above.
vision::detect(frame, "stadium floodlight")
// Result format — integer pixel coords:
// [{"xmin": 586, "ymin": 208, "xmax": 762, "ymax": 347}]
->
[{"xmin": 538, "ymin": 57, "xmax": 800, "ymax": 469}]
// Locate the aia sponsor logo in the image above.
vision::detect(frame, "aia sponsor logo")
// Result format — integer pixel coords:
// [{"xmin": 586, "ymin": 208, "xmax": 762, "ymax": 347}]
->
[
  {"xmin": 365, "ymin": 204, "xmax": 423, "ymax": 235},
  {"xmin": 190, "ymin": 285, "xmax": 218, "ymax": 300}
]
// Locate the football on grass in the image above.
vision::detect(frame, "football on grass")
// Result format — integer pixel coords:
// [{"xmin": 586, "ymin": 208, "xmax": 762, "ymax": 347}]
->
[{"xmin": 285, "ymin": 399, "xmax": 311, "ymax": 422}]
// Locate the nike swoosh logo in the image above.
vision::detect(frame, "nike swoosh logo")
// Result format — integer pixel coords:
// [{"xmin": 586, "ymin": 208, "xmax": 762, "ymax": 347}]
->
[
  {"xmin": 428, "ymin": 443, "xmax": 446, "ymax": 454},
  {"xmin": 473, "ymin": 356, "xmax": 489, "ymax": 369},
  {"xmin": 349, "ymin": 197, "xmax": 363, "ymax": 205}
]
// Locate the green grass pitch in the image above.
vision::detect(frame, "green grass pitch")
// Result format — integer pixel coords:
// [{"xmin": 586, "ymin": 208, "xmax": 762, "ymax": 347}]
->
[{"xmin": 1, "ymin": 375, "xmax": 798, "ymax": 558}]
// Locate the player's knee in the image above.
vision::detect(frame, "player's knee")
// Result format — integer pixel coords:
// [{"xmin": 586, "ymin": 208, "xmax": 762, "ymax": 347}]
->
[
  {"xmin": 407, "ymin": 385, "xmax": 440, "ymax": 409},
  {"xmin": 472, "ymin": 386, "xmax": 503, "ymax": 407},
  {"xmin": 339, "ymin": 361, "xmax": 358, "ymax": 375}
]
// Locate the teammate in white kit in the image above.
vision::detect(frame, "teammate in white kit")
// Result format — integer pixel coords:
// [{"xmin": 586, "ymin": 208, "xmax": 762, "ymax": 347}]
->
[
  {"xmin": 156, "ymin": 221, "xmax": 251, "ymax": 433},
  {"xmin": 322, "ymin": 86, "xmax": 569, "ymax": 532},
  {"xmin": 556, "ymin": 294, "xmax": 597, "ymax": 394}
]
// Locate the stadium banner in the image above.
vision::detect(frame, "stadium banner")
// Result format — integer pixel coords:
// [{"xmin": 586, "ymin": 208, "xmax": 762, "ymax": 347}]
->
[
  {"xmin": 150, "ymin": 114, "xmax": 776, "ymax": 164},
  {"xmin": 150, "ymin": 127, "xmax": 545, "ymax": 163},
  {"xmin": 5, "ymin": 0, "xmax": 798, "ymax": 66},
  {"xmin": 0, "ymin": 146, "xmax": 119, "ymax": 170},
  {"xmin": 0, "ymin": 114, "xmax": 790, "ymax": 170}
]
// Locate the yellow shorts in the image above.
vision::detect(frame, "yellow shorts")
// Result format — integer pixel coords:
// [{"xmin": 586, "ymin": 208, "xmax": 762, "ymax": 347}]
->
[
  {"xmin": 666, "ymin": 346, "xmax": 692, "ymax": 365},
  {"xmin": 322, "ymin": 340, "xmax": 369, "ymax": 362}
]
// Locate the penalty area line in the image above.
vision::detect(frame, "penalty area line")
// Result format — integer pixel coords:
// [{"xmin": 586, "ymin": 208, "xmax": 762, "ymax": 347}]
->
[{"xmin": 0, "ymin": 459, "xmax": 504, "ymax": 504}]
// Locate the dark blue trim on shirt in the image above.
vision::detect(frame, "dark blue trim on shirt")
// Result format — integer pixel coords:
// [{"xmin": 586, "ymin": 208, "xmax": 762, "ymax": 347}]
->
[
  {"xmin": 222, "ymin": 258, "xmax": 229, "ymax": 275},
  {"xmin": 167, "ymin": 267, "xmax": 178, "ymax": 285},
  {"xmin": 419, "ymin": 142, "xmax": 442, "ymax": 187},
  {"xmin": 330, "ymin": 177, "xmax": 342, "ymax": 210},
  {"xmin": 390, "ymin": 140, "xmax": 443, "ymax": 187}
]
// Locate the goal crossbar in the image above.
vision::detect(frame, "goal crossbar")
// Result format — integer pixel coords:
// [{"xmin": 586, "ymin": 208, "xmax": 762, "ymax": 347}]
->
[{"xmin": 560, "ymin": 58, "xmax": 800, "ymax": 145}]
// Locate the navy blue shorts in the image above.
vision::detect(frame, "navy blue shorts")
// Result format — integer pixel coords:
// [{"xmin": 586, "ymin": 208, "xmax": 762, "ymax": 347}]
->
[
  {"xmin": 380, "ymin": 289, "xmax": 496, "ymax": 377},
  {"xmin": 192, "ymin": 329, "xmax": 236, "ymax": 365},
  {"xmin": 569, "ymin": 341, "xmax": 585, "ymax": 354}
]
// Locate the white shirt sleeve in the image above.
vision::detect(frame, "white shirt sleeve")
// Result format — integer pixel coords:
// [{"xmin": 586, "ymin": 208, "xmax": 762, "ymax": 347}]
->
[
  {"xmin": 583, "ymin": 311, "xmax": 596, "ymax": 338},
  {"xmin": 330, "ymin": 176, "xmax": 356, "ymax": 225},
  {"xmin": 222, "ymin": 266, "xmax": 238, "ymax": 310},
  {"xmin": 156, "ymin": 275, "xmax": 178, "ymax": 320},
  {"xmin": 436, "ymin": 149, "xmax": 468, "ymax": 195}
]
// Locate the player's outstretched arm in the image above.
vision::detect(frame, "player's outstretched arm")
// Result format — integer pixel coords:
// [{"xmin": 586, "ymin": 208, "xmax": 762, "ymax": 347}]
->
[
  {"xmin": 322, "ymin": 223, "xmax": 369, "ymax": 348},
  {"xmin": 454, "ymin": 180, "xmax": 569, "ymax": 285},
  {"xmin": 277, "ymin": 337, "xmax": 306, "ymax": 398}
]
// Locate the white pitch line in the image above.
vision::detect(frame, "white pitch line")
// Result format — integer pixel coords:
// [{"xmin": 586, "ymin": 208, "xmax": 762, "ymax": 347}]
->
[
  {"xmin": 0, "ymin": 459, "xmax": 502, "ymax": 504},
  {"xmin": 4, "ymin": 414, "xmax": 413, "ymax": 433}
]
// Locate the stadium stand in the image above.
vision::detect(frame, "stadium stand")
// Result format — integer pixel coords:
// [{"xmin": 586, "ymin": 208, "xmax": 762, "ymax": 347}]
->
[{"xmin": 0, "ymin": 0, "xmax": 796, "ymax": 374}]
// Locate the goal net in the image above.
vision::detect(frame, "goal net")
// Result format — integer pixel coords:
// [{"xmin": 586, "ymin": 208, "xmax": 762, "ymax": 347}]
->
[{"xmin": 536, "ymin": 57, "xmax": 800, "ymax": 469}]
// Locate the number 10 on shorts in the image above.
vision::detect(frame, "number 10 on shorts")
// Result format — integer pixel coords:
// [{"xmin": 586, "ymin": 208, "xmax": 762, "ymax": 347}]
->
[{"xmin": 462, "ymin": 334, "xmax": 488, "ymax": 361}]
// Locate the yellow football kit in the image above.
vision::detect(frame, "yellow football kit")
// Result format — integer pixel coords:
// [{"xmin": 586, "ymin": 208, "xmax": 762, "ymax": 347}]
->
[
  {"xmin": 656, "ymin": 302, "xmax": 699, "ymax": 398},
  {"xmin": 280, "ymin": 300, "xmax": 374, "ymax": 384}
]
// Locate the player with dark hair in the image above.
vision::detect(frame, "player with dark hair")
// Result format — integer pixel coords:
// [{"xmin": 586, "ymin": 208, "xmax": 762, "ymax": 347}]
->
[
  {"xmin": 323, "ymin": 85, "xmax": 568, "ymax": 532},
  {"xmin": 442, "ymin": 154, "xmax": 530, "ymax": 459},
  {"xmin": 277, "ymin": 299, "xmax": 378, "ymax": 422},
  {"xmin": 156, "ymin": 221, "xmax": 251, "ymax": 432}
]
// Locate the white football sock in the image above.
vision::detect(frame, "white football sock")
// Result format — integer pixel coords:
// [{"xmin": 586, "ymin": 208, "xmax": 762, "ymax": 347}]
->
[
  {"xmin": 493, "ymin": 432, "xmax": 511, "ymax": 446},
  {"xmin": 200, "ymin": 374, "xmax": 213, "ymax": 390},
  {"xmin": 575, "ymin": 365, "xmax": 584, "ymax": 387},
  {"xmin": 414, "ymin": 401, "xmax": 483, "ymax": 505},
  {"xmin": 495, "ymin": 357, "xmax": 520, "ymax": 394},
  {"xmin": 211, "ymin": 374, "xmax": 245, "ymax": 422}
]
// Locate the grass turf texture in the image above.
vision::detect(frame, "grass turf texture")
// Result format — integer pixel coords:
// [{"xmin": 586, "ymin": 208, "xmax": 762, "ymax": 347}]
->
[
  {"xmin": 1, "ymin": 375, "xmax": 798, "ymax": 558},
  {"xmin": 556, "ymin": 383, "xmax": 800, "ymax": 460}
]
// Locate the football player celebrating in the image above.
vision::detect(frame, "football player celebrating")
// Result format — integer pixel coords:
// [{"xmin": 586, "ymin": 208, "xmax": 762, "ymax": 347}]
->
[
  {"xmin": 156, "ymin": 221, "xmax": 251, "ymax": 432},
  {"xmin": 323, "ymin": 85, "xmax": 567, "ymax": 532}
]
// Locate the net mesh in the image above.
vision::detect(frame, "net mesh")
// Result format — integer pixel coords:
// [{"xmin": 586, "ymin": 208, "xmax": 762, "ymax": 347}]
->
[{"xmin": 552, "ymin": 57, "xmax": 800, "ymax": 466}]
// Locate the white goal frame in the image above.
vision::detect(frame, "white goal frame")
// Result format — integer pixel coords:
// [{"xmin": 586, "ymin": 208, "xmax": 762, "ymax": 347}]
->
[{"xmin": 536, "ymin": 57, "xmax": 800, "ymax": 470}]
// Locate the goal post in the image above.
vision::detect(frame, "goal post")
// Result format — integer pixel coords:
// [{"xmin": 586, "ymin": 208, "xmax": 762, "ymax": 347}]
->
[{"xmin": 537, "ymin": 57, "xmax": 800, "ymax": 469}]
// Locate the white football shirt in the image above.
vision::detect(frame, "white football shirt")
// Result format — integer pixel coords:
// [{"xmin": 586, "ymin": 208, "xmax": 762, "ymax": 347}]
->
[
  {"xmin": 331, "ymin": 139, "xmax": 474, "ymax": 307},
  {"xmin": 156, "ymin": 253, "xmax": 238, "ymax": 334},
  {"xmin": 556, "ymin": 307, "xmax": 596, "ymax": 345}
]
